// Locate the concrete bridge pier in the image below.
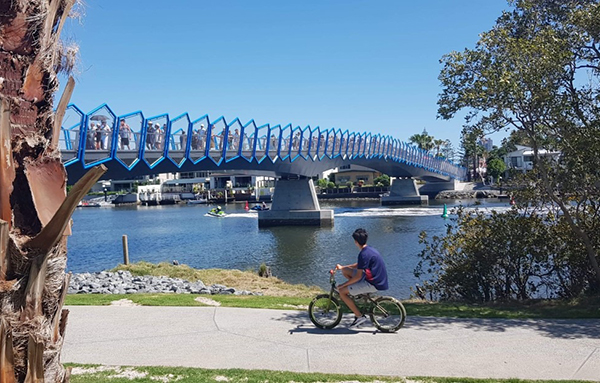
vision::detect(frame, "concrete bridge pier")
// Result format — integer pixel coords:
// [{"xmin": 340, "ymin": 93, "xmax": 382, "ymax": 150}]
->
[
  {"xmin": 258, "ymin": 178, "xmax": 334, "ymax": 227},
  {"xmin": 381, "ymin": 177, "xmax": 428, "ymax": 205}
]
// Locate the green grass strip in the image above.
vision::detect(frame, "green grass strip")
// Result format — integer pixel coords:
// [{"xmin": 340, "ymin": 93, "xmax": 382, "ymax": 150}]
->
[
  {"xmin": 65, "ymin": 293, "xmax": 600, "ymax": 319},
  {"xmin": 66, "ymin": 364, "xmax": 590, "ymax": 383}
]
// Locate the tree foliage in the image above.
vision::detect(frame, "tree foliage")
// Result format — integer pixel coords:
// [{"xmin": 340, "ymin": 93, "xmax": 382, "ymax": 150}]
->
[
  {"xmin": 487, "ymin": 158, "xmax": 507, "ymax": 179},
  {"xmin": 373, "ymin": 174, "xmax": 391, "ymax": 187},
  {"xmin": 409, "ymin": 132, "xmax": 435, "ymax": 151},
  {"xmin": 416, "ymin": 206, "xmax": 598, "ymax": 302},
  {"xmin": 437, "ymin": 0, "xmax": 600, "ymax": 286},
  {"xmin": 316, "ymin": 178, "xmax": 329, "ymax": 189}
]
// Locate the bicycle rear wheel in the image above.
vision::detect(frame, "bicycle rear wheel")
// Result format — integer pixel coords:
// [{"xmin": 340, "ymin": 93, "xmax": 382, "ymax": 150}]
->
[
  {"xmin": 370, "ymin": 297, "xmax": 406, "ymax": 333},
  {"xmin": 308, "ymin": 294, "xmax": 342, "ymax": 329}
]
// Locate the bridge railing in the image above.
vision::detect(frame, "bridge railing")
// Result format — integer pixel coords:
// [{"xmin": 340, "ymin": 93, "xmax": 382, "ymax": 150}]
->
[{"xmin": 59, "ymin": 103, "xmax": 467, "ymax": 180}]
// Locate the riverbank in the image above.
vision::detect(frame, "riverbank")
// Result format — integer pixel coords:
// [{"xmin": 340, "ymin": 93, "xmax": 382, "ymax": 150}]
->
[{"xmin": 66, "ymin": 262, "xmax": 600, "ymax": 319}]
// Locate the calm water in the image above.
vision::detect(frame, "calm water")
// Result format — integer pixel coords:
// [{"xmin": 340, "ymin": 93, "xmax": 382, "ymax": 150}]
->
[{"xmin": 67, "ymin": 199, "xmax": 511, "ymax": 299}]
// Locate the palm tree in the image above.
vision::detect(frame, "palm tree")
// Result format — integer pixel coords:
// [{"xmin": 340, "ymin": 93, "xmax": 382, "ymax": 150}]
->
[
  {"xmin": 1, "ymin": 2, "xmax": 104, "ymax": 381},
  {"xmin": 409, "ymin": 129, "xmax": 434, "ymax": 151},
  {"xmin": 433, "ymin": 139, "xmax": 446, "ymax": 156}
]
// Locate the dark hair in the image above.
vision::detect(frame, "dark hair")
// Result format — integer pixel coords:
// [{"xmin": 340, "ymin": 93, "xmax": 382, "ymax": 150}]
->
[{"xmin": 352, "ymin": 228, "xmax": 368, "ymax": 246}]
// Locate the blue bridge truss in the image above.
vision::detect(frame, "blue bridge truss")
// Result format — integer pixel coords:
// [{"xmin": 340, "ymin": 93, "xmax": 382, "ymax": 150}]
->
[{"xmin": 60, "ymin": 103, "xmax": 466, "ymax": 183}]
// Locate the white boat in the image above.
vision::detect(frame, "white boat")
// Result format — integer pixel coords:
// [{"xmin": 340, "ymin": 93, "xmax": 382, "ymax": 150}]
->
[{"xmin": 186, "ymin": 198, "xmax": 207, "ymax": 205}]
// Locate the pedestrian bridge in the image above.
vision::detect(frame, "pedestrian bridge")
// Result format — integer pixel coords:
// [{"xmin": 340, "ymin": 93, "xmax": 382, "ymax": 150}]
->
[{"xmin": 60, "ymin": 104, "xmax": 466, "ymax": 183}]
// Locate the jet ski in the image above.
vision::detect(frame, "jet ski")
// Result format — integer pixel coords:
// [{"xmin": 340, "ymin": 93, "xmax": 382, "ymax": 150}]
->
[
  {"xmin": 250, "ymin": 204, "xmax": 270, "ymax": 211},
  {"xmin": 207, "ymin": 206, "xmax": 226, "ymax": 217}
]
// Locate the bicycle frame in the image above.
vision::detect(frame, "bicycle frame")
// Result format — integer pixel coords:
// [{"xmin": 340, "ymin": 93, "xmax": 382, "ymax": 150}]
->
[
  {"xmin": 310, "ymin": 268, "xmax": 406, "ymax": 332},
  {"xmin": 327, "ymin": 269, "xmax": 390, "ymax": 317}
]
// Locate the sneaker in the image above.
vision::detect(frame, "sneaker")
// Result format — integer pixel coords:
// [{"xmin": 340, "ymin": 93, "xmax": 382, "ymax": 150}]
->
[{"xmin": 349, "ymin": 315, "xmax": 368, "ymax": 328}]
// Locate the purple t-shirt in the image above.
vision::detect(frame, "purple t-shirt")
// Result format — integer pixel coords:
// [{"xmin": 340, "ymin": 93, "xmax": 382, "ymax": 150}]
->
[{"xmin": 357, "ymin": 245, "xmax": 388, "ymax": 290}]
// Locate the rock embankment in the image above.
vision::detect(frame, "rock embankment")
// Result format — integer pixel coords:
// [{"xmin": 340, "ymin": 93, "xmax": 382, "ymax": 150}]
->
[
  {"xmin": 68, "ymin": 270, "xmax": 262, "ymax": 296},
  {"xmin": 436, "ymin": 189, "xmax": 504, "ymax": 199}
]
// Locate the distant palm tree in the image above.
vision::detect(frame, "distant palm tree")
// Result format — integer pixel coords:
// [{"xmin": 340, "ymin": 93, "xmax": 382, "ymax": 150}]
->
[
  {"xmin": 409, "ymin": 131, "xmax": 434, "ymax": 151},
  {"xmin": 434, "ymin": 139, "xmax": 446, "ymax": 156}
]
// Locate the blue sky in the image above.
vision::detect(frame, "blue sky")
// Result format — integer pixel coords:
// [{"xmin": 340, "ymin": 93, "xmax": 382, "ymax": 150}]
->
[{"xmin": 60, "ymin": 0, "xmax": 510, "ymax": 150}]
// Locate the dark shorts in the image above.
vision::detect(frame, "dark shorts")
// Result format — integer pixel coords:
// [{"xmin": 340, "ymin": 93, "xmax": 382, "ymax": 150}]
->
[{"xmin": 122, "ymin": 137, "xmax": 129, "ymax": 145}]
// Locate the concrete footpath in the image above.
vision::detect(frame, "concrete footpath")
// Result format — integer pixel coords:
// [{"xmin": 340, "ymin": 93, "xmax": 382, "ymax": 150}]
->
[{"xmin": 62, "ymin": 306, "xmax": 600, "ymax": 381}]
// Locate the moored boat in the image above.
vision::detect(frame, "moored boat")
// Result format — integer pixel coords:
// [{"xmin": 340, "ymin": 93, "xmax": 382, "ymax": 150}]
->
[{"xmin": 186, "ymin": 198, "xmax": 208, "ymax": 205}]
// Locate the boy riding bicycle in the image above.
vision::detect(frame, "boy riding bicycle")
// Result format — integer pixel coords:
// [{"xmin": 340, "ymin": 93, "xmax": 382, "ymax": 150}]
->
[{"xmin": 336, "ymin": 228, "xmax": 389, "ymax": 327}]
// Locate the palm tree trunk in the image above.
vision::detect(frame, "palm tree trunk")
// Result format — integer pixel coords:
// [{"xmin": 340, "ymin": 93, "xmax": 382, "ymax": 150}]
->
[{"xmin": 0, "ymin": 1, "xmax": 105, "ymax": 382}]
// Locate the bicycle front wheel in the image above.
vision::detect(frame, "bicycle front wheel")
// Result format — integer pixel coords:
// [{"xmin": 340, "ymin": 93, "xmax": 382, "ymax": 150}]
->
[
  {"xmin": 370, "ymin": 297, "xmax": 406, "ymax": 333},
  {"xmin": 308, "ymin": 294, "xmax": 342, "ymax": 329}
]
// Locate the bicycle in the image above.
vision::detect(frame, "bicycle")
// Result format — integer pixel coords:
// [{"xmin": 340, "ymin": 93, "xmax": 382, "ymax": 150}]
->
[{"xmin": 308, "ymin": 268, "xmax": 406, "ymax": 332}]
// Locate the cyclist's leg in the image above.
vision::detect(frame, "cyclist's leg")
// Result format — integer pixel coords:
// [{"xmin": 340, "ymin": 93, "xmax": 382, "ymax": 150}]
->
[
  {"xmin": 338, "ymin": 285, "xmax": 362, "ymax": 317},
  {"xmin": 341, "ymin": 267, "xmax": 354, "ymax": 280}
]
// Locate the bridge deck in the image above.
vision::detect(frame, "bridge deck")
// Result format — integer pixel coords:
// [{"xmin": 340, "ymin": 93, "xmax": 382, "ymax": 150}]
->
[{"xmin": 59, "ymin": 103, "xmax": 466, "ymax": 182}]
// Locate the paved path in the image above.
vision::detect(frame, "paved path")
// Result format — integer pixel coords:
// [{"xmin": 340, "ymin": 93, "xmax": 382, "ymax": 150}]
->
[{"xmin": 62, "ymin": 306, "xmax": 600, "ymax": 381}]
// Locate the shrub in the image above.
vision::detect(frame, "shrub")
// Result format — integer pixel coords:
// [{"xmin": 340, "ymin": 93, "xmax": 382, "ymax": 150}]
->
[
  {"xmin": 316, "ymin": 179, "xmax": 329, "ymax": 189},
  {"xmin": 373, "ymin": 174, "xmax": 390, "ymax": 187},
  {"xmin": 415, "ymin": 207, "xmax": 596, "ymax": 302},
  {"xmin": 258, "ymin": 263, "xmax": 272, "ymax": 278}
]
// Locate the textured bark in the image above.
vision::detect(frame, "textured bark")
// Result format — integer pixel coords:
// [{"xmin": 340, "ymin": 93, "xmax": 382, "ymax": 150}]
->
[
  {"xmin": 0, "ymin": 1, "xmax": 104, "ymax": 382},
  {"xmin": 52, "ymin": 77, "xmax": 74, "ymax": 149},
  {"xmin": 0, "ymin": 320, "xmax": 16, "ymax": 383},
  {"xmin": 0, "ymin": 99, "xmax": 15, "ymax": 227}
]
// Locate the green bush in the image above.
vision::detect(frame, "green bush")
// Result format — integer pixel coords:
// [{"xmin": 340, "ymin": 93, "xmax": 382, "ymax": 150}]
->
[
  {"xmin": 373, "ymin": 174, "xmax": 390, "ymax": 187},
  {"xmin": 487, "ymin": 158, "xmax": 506, "ymax": 179},
  {"xmin": 415, "ymin": 207, "xmax": 597, "ymax": 302},
  {"xmin": 316, "ymin": 179, "xmax": 329, "ymax": 188}
]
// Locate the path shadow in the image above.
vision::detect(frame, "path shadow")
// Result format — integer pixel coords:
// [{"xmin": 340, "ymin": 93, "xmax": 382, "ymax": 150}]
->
[
  {"xmin": 275, "ymin": 310, "xmax": 400, "ymax": 336},
  {"xmin": 287, "ymin": 326, "xmax": 374, "ymax": 335},
  {"xmin": 273, "ymin": 309, "xmax": 600, "ymax": 339},
  {"xmin": 408, "ymin": 316, "xmax": 600, "ymax": 339}
]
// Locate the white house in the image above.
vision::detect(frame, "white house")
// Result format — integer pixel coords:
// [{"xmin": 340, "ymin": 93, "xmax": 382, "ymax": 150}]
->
[{"xmin": 503, "ymin": 145, "xmax": 560, "ymax": 172}]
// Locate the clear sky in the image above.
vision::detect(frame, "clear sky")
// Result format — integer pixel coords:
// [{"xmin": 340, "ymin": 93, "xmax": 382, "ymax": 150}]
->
[{"xmin": 60, "ymin": 0, "xmax": 510, "ymax": 150}]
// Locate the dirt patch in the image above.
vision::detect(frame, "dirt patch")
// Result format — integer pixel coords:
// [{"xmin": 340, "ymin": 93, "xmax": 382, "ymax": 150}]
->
[
  {"xmin": 71, "ymin": 366, "xmax": 182, "ymax": 382},
  {"xmin": 279, "ymin": 303, "xmax": 309, "ymax": 310},
  {"xmin": 195, "ymin": 296, "xmax": 221, "ymax": 306},
  {"xmin": 110, "ymin": 299, "xmax": 140, "ymax": 307}
]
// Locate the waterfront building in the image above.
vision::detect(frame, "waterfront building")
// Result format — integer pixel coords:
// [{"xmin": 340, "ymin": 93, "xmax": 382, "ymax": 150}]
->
[
  {"xmin": 332, "ymin": 164, "xmax": 380, "ymax": 186},
  {"xmin": 503, "ymin": 145, "xmax": 560, "ymax": 173}
]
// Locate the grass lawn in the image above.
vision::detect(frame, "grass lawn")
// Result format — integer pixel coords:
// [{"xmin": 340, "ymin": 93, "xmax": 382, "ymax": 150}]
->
[
  {"xmin": 63, "ymin": 261, "xmax": 600, "ymax": 319},
  {"xmin": 65, "ymin": 293, "xmax": 600, "ymax": 319},
  {"xmin": 67, "ymin": 364, "xmax": 591, "ymax": 383},
  {"xmin": 65, "ymin": 293, "xmax": 310, "ymax": 310}
]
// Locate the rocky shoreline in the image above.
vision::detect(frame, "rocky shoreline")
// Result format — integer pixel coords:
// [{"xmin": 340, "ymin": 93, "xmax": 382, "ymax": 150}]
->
[
  {"xmin": 68, "ymin": 270, "xmax": 262, "ymax": 296},
  {"xmin": 435, "ymin": 189, "xmax": 505, "ymax": 199}
]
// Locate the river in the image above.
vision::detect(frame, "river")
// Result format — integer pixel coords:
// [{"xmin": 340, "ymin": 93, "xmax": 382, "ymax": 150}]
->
[{"xmin": 67, "ymin": 199, "xmax": 511, "ymax": 299}]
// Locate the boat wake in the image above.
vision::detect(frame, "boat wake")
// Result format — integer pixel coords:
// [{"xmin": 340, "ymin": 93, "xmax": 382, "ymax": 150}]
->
[
  {"xmin": 220, "ymin": 213, "xmax": 259, "ymax": 219},
  {"xmin": 336, "ymin": 205, "xmax": 513, "ymax": 218}
]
